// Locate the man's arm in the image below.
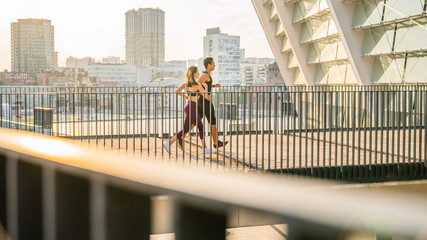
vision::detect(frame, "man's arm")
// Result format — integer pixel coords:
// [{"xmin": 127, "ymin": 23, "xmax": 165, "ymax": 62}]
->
[
  {"xmin": 197, "ymin": 73, "xmax": 208, "ymax": 85},
  {"xmin": 198, "ymin": 73, "xmax": 220, "ymax": 88}
]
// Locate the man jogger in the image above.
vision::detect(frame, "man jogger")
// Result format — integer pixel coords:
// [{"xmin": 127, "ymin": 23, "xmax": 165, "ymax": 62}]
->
[{"xmin": 197, "ymin": 57, "xmax": 228, "ymax": 148}]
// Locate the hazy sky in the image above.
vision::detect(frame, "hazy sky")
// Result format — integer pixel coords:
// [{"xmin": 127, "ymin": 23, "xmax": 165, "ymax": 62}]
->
[{"xmin": 0, "ymin": 0, "xmax": 273, "ymax": 70}]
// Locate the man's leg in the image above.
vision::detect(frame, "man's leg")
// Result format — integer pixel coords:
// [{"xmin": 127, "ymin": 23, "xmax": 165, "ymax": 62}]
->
[
  {"xmin": 211, "ymin": 124, "xmax": 218, "ymax": 143},
  {"xmin": 205, "ymin": 101, "xmax": 216, "ymax": 143},
  {"xmin": 211, "ymin": 124, "xmax": 228, "ymax": 148},
  {"xmin": 208, "ymin": 103, "xmax": 228, "ymax": 148}
]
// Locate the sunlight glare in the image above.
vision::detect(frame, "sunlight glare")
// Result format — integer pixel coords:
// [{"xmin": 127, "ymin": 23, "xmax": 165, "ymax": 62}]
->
[{"xmin": 19, "ymin": 137, "xmax": 80, "ymax": 157}]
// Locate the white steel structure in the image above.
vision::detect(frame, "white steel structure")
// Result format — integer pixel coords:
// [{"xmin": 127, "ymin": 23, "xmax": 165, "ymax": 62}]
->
[
  {"xmin": 204, "ymin": 27, "xmax": 242, "ymax": 86},
  {"xmin": 252, "ymin": 0, "xmax": 427, "ymax": 86}
]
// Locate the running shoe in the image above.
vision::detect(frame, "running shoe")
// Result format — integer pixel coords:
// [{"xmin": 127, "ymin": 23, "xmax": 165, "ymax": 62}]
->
[
  {"xmin": 177, "ymin": 138, "xmax": 183, "ymax": 150},
  {"xmin": 202, "ymin": 147, "xmax": 215, "ymax": 154},
  {"xmin": 214, "ymin": 140, "xmax": 228, "ymax": 149},
  {"xmin": 163, "ymin": 142, "xmax": 171, "ymax": 154}
]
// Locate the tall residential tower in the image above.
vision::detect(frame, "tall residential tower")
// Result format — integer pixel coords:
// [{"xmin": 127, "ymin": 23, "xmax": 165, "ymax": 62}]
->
[
  {"xmin": 11, "ymin": 19, "xmax": 57, "ymax": 76},
  {"xmin": 125, "ymin": 8, "xmax": 165, "ymax": 68},
  {"xmin": 203, "ymin": 27, "xmax": 242, "ymax": 86}
]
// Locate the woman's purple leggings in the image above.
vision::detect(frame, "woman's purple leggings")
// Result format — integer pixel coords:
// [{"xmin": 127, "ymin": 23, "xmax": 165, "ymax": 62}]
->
[{"xmin": 177, "ymin": 101, "xmax": 204, "ymax": 140}]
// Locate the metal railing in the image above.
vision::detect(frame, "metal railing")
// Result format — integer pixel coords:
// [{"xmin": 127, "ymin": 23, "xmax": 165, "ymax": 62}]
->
[
  {"xmin": 1, "ymin": 129, "xmax": 427, "ymax": 240},
  {"xmin": 0, "ymin": 86, "xmax": 426, "ymax": 182}
]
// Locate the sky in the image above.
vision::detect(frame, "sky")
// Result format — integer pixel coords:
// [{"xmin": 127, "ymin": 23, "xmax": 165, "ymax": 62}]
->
[{"xmin": 0, "ymin": 0, "xmax": 273, "ymax": 71}]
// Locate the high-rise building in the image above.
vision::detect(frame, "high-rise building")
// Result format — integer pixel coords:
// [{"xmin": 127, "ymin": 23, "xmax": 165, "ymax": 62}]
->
[
  {"xmin": 252, "ymin": 0, "xmax": 427, "ymax": 85},
  {"xmin": 11, "ymin": 19, "xmax": 57, "ymax": 76},
  {"xmin": 125, "ymin": 8, "xmax": 165, "ymax": 68},
  {"xmin": 203, "ymin": 27, "xmax": 242, "ymax": 86}
]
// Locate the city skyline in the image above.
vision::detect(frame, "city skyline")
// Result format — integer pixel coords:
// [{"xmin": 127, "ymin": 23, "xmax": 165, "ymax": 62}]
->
[{"xmin": 0, "ymin": 0, "xmax": 273, "ymax": 71}]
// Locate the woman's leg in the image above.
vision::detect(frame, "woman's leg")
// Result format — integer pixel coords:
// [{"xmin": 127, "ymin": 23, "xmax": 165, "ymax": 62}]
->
[
  {"xmin": 186, "ymin": 123, "xmax": 206, "ymax": 149},
  {"xmin": 168, "ymin": 103, "xmax": 190, "ymax": 145},
  {"xmin": 175, "ymin": 119, "xmax": 191, "ymax": 144},
  {"xmin": 196, "ymin": 115, "xmax": 205, "ymax": 148},
  {"xmin": 169, "ymin": 134, "xmax": 177, "ymax": 145},
  {"xmin": 188, "ymin": 101, "xmax": 206, "ymax": 148}
]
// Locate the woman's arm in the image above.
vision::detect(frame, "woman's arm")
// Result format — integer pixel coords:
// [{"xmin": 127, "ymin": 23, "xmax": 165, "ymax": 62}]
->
[{"xmin": 175, "ymin": 83, "xmax": 187, "ymax": 98}]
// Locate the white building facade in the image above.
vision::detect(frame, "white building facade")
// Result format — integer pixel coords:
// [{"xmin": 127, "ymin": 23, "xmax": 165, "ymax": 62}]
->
[
  {"xmin": 88, "ymin": 64, "xmax": 137, "ymax": 86},
  {"xmin": 240, "ymin": 58, "xmax": 274, "ymax": 85},
  {"xmin": 102, "ymin": 56, "xmax": 121, "ymax": 64},
  {"xmin": 251, "ymin": 0, "xmax": 427, "ymax": 85},
  {"xmin": 187, "ymin": 59, "xmax": 198, "ymax": 68},
  {"xmin": 136, "ymin": 67, "xmax": 154, "ymax": 86},
  {"xmin": 135, "ymin": 60, "xmax": 187, "ymax": 86},
  {"xmin": 158, "ymin": 60, "xmax": 187, "ymax": 77},
  {"xmin": 66, "ymin": 57, "xmax": 95, "ymax": 71},
  {"xmin": 187, "ymin": 58, "xmax": 204, "ymax": 73},
  {"xmin": 203, "ymin": 28, "xmax": 242, "ymax": 86}
]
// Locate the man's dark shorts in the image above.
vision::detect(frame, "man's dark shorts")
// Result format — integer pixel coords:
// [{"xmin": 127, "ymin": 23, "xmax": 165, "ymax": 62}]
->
[{"xmin": 197, "ymin": 98, "xmax": 217, "ymax": 125}]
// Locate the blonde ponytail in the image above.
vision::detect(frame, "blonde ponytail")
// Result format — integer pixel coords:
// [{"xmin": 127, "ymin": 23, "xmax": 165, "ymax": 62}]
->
[{"xmin": 185, "ymin": 66, "xmax": 198, "ymax": 87}]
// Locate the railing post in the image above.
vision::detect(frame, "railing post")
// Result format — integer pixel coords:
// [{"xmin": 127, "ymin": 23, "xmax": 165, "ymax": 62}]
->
[
  {"xmin": 376, "ymin": 233, "xmax": 392, "ymax": 240},
  {"xmin": 90, "ymin": 174, "xmax": 105, "ymax": 240},
  {"xmin": 174, "ymin": 200, "xmax": 226, "ymax": 240},
  {"xmin": 105, "ymin": 184, "xmax": 151, "ymax": 240},
  {"xmin": 6, "ymin": 155, "xmax": 18, "ymax": 240},
  {"xmin": 288, "ymin": 222, "xmax": 344, "ymax": 240},
  {"xmin": 17, "ymin": 160, "xmax": 43, "ymax": 240},
  {"xmin": 56, "ymin": 172, "xmax": 90, "ymax": 240},
  {"xmin": 43, "ymin": 164, "xmax": 56, "ymax": 240},
  {"xmin": 0, "ymin": 154, "xmax": 6, "ymax": 231}
]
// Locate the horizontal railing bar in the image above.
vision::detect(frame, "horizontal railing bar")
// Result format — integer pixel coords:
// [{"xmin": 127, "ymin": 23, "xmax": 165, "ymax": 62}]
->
[{"xmin": 1, "ymin": 129, "xmax": 427, "ymax": 239}]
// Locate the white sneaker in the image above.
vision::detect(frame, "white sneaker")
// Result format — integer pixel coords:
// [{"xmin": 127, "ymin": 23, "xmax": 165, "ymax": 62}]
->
[
  {"xmin": 163, "ymin": 142, "xmax": 171, "ymax": 154},
  {"xmin": 202, "ymin": 147, "xmax": 215, "ymax": 154}
]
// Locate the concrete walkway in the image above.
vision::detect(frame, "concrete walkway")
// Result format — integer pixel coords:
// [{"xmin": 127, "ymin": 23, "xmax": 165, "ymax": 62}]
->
[
  {"xmin": 80, "ymin": 128, "xmax": 426, "ymax": 172},
  {"xmin": 150, "ymin": 224, "xmax": 288, "ymax": 240}
]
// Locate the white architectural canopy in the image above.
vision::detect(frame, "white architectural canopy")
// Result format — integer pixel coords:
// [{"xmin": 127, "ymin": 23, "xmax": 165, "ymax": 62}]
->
[{"xmin": 252, "ymin": 0, "xmax": 427, "ymax": 86}]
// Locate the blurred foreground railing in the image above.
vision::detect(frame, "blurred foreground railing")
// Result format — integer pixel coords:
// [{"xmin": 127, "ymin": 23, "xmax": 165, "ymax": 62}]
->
[
  {"xmin": 0, "ymin": 128, "xmax": 427, "ymax": 240},
  {"xmin": 0, "ymin": 85, "xmax": 426, "ymax": 182}
]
